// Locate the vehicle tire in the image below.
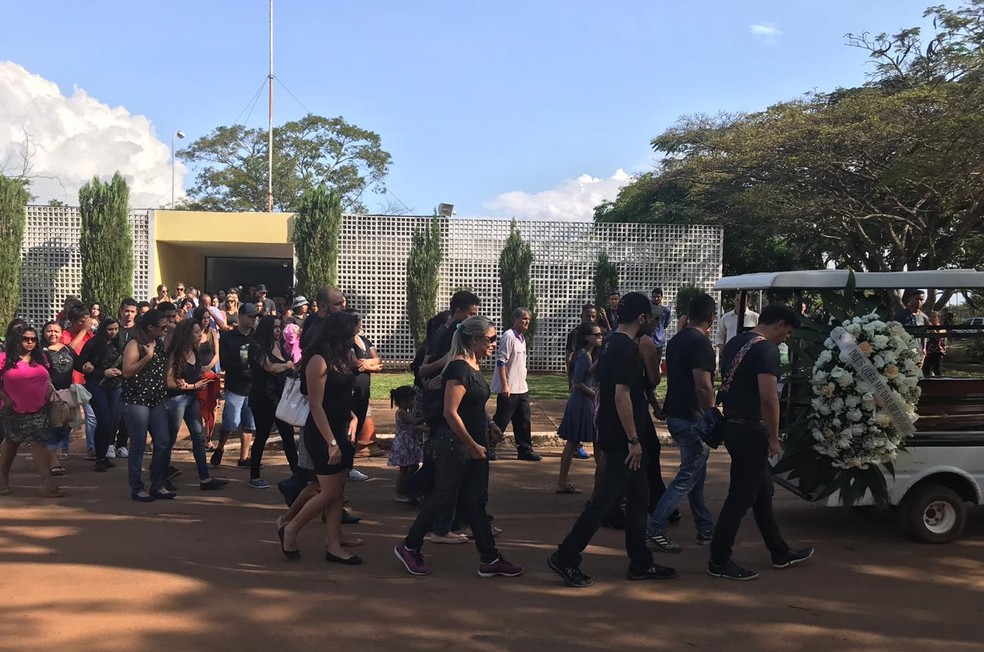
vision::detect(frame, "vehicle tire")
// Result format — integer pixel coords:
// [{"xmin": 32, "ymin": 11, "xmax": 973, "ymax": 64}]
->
[{"xmin": 900, "ymin": 483, "xmax": 967, "ymax": 544}]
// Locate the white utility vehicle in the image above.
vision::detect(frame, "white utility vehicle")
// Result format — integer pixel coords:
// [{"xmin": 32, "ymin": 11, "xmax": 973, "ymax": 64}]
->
[{"xmin": 714, "ymin": 269, "xmax": 984, "ymax": 543}]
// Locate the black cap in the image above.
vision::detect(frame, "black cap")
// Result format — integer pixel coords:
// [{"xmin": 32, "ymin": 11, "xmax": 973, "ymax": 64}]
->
[
  {"xmin": 616, "ymin": 292, "xmax": 653, "ymax": 323},
  {"xmin": 257, "ymin": 284, "xmax": 268, "ymax": 293}
]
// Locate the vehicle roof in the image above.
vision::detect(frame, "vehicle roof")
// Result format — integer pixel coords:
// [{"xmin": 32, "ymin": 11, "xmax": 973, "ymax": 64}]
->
[{"xmin": 713, "ymin": 269, "xmax": 984, "ymax": 291}]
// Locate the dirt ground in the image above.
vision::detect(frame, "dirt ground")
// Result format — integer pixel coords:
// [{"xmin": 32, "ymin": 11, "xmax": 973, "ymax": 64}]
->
[{"xmin": 1, "ymin": 430, "xmax": 982, "ymax": 652}]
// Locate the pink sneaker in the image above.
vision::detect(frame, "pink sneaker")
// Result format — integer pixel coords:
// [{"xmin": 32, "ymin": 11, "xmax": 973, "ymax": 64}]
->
[
  {"xmin": 394, "ymin": 544, "xmax": 432, "ymax": 576},
  {"xmin": 478, "ymin": 557, "xmax": 524, "ymax": 578}
]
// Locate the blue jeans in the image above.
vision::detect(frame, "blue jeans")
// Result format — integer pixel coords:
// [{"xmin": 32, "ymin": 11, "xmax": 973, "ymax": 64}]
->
[
  {"xmin": 167, "ymin": 393, "xmax": 209, "ymax": 481},
  {"xmin": 647, "ymin": 417, "xmax": 715, "ymax": 536},
  {"xmin": 123, "ymin": 402, "xmax": 171, "ymax": 493},
  {"xmin": 221, "ymin": 391, "xmax": 255, "ymax": 433},
  {"xmin": 47, "ymin": 425, "xmax": 72, "ymax": 452},
  {"xmin": 87, "ymin": 384, "xmax": 122, "ymax": 460}
]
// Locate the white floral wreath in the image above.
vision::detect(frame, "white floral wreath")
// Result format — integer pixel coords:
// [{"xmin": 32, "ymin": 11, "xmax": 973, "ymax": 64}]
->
[{"xmin": 809, "ymin": 313, "xmax": 922, "ymax": 469}]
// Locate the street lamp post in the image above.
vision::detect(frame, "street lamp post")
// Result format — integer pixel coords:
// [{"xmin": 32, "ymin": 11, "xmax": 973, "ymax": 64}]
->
[{"xmin": 171, "ymin": 130, "xmax": 185, "ymax": 208}]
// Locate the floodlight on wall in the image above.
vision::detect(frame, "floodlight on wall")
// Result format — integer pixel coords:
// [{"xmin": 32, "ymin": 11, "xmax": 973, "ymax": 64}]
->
[{"xmin": 438, "ymin": 203, "xmax": 454, "ymax": 217}]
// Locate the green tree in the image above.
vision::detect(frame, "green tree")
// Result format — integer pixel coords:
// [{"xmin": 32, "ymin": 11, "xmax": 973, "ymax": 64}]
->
[
  {"xmin": 596, "ymin": 1, "xmax": 984, "ymax": 275},
  {"xmin": 406, "ymin": 216, "xmax": 443, "ymax": 347},
  {"xmin": 593, "ymin": 251, "xmax": 619, "ymax": 309},
  {"xmin": 674, "ymin": 283, "xmax": 703, "ymax": 319},
  {"xmin": 292, "ymin": 186, "xmax": 342, "ymax": 301},
  {"xmin": 177, "ymin": 114, "xmax": 392, "ymax": 213},
  {"xmin": 79, "ymin": 172, "xmax": 133, "ymax": 312},
  {"xmin": 498, "ymin": 220, "xmax": 537, "ymax": 339},
  {"xmin": 0, "ymin": 175, "xmax": 29, "ymax": 327}
]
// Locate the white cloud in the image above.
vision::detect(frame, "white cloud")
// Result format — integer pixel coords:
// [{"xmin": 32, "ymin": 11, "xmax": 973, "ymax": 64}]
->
[
  {"xmin": 484, "ymin": 169, "xmax": 633, "ymax": 221},
  {"xmin": 749, "ymin": 23, "xmax": 782, "ymax": 43},
  {"xmin": 0, "ymin": 61, "xmax": 185, "ymax": 208}
]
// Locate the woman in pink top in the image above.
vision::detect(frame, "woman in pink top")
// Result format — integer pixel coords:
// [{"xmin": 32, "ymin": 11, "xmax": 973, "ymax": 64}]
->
[{"xmin": 0, "ymin": 326, "xmax": 63, "ymax": 497}]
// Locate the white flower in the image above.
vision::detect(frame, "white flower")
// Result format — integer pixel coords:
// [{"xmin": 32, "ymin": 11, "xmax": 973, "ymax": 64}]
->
[
  {"xmin": 871, "ymin": 334, "xmax": 890, "ymax": 349},
  {"xmin": 847, "ymin": 409, "xmax": 864, "ymax": 423},
  {"xmin": 817, "ymin": 350, "xmax": 833, "ymax": 365},
  {"xmin": 836, "ymin": 372, "xmax": 854, "ymax": 388}
]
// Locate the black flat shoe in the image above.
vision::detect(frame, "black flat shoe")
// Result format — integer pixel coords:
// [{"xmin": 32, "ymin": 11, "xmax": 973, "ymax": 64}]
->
[
  {"xmin": 325, "ymin": 551, "xmax": 362, "ymax": 565},
  {"xmin": 341, "ymin": 509, "xmax": 361, "ymax": 525},
  {"xmin": 278, "ymin": 525, "xmax": 300, "ymax": 561},
  {"xmin": 131, "ymin": 491, "xmax": 156, "ymax": 503},
  {"xmin": 200, "ymin": 478, "xmax": 229, "ymax": 491},
  {"xmin": 237, "ymin": 458, "xmax": 253, "ymax": 467},
  {"xmin": 149, "ymin": 490, "xmax": 177, "ymax": 500},
  {"xmin": 210, "ymin": 449, "xmax": 223, "ymax": 467},
  {"xmin": 165, "ymin": 480, "xmax": 178, "ymax": 492}
]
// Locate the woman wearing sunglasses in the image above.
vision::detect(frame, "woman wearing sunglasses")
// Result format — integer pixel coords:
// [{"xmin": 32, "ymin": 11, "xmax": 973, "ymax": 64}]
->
[{"xmin": 0, "ymin": 327, "xmax": 64, "ymax": 497}]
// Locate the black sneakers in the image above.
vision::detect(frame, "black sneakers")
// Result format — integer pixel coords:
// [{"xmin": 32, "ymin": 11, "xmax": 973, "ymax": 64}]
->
[
  {"xmin": 547, "ymin": 553, "xmax": 593, "ymax": 588},
  {"xmin": 772, "ymin": 547, "xmax": 815, "ymax": 569},
  {"xmin": 517, "ymin": 449, "xmax": 542, "ymax": 462},
  {"xmin": 707, "ymin": 560, "xmax": 760, "ymax": 581},
  {"xmin": 627, "ymin": 563, "xmax": 677, "ymax": 581}
]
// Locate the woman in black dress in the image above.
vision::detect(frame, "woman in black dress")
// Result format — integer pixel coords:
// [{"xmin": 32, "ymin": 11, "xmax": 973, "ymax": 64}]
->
[
  {"xmin": 279, "ymin": 311, "xmax": 361, "ymax": 564},
  {"xmin": 394, "ymin": 315, "xmax": 523, "ymax": 578}
]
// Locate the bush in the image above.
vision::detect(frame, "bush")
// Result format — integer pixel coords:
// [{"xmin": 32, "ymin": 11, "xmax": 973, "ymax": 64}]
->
[
  {"xmin": 406, "ymin": 216, "xmax": 443, "ymax": 347},
  {"xmin": 79, "ymin": 172, "xmax": 133, "ymax": 312},
  {"xmin": 293, "ymin": 186, "xmax": 342, "ymax": 300},
  {"xmin": 0, "ymin": 175, "xmax": 29, "ymax": 327}
]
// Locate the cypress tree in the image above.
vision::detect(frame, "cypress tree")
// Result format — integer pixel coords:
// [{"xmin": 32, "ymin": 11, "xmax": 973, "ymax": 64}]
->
[
  {"xmin": 498, "ymin": 219, "xmax": 537, "ymax": 341},
  {"xmin": 79, "ymin": 172, "xmax": 133, "ymax": 312},
  {"xmin": 0, "ymin": 175, "xmax": 29, "ymax": 328},
  {"xmin": 406, "ymin": 216, "xmax": 443, "ymax": 347},
  {"xmin": 594, "ymin": 251, "xmax": 619, "ymax": 309},
  {"xmin": 292, "ymin": 185, "xmax": 342, "ymax": 300}
]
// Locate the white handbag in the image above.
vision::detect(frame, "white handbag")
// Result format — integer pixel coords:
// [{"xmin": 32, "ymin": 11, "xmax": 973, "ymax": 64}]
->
[{"xmin": 276, "ymin": 376, "xmax": 310, "ymax": 427}]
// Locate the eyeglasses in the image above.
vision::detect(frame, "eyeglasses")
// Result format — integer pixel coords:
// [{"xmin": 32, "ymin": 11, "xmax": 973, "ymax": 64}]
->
[
  {"xmin": 21, "ymin": 336, "xmax": 37, "ymax": 343},
  {"xmin": 177, "ymin": 287, "xmax": 185, "ymax": 291},
  {"xmin": 483, "ymin": 335, "xmax": 497, "ymax": 344}
]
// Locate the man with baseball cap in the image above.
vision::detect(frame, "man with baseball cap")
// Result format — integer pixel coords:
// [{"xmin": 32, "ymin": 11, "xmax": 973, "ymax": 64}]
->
[
  {"xmin": 256, "ymin": 284, "xmax": 276, "ymax": 316},
  {"xmin": 212, "ymin": 303, "xmax": 259, "ymax": 468},
  {"xmin": 549, "ymin": 292, "xmax": 677, "ymax": 587}
]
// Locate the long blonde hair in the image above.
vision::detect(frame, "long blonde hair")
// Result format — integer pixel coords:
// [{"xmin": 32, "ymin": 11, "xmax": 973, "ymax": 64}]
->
[{"xmin": 444, "ymin": 315, "xmax": 493, "ymax": 372}]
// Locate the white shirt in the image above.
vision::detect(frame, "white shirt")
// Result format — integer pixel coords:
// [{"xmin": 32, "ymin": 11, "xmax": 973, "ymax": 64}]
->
[
  {"xmin": 490, "ymin": 328, "xmax": 529, "ymax": 395},
  {"xmin": 715, "ymin": 309, "xmax": 760, "ymax": 349}
]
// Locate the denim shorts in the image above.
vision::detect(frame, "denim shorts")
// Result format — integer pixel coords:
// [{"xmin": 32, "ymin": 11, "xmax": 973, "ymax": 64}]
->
[{"xmin": 221, "ymin": 391, "xmax": 255, "ymax": 432}]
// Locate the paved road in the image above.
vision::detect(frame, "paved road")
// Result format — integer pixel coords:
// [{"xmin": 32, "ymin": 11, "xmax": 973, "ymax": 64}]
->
[{"xmin": 0, "ymin": 444, "xmax": 981, "ymax": 652}]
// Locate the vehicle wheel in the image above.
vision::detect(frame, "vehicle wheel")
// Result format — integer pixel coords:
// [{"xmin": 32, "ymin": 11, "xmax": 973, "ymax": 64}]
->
[{"xmin": 901, "ymin": 484, "xmax": 967, "ymax": 544}]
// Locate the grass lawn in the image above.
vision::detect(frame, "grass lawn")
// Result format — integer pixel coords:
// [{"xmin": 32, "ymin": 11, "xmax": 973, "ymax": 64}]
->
[{"xmin": 370, "ymin": 371, "xmax": 667, "ymax": 401}]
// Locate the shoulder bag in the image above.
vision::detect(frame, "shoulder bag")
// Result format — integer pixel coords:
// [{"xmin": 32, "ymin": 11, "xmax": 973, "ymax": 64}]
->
[
  {"xmin": 694, "ymin": 335, "xmax": 766, "ymax": 448},
  {"xmin": 276, "ymin": 376, "xmax": 310, "ymax": 427}
]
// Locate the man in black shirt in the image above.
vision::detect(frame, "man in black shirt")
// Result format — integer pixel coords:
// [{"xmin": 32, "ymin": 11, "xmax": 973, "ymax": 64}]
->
[
  {"xmin": 300, "ymin": 286, "xmax": 347, "ymax": 351},
  {"xmin": 709, "ymin": 304, "xmax": 814, "ymax": 580},
  {"xmin": 646, "ymin": 294, "xmax": 717, "ymax": 553},
  {"xmin": 418, "ymin": 291, "xmax": 481, "ymax": 384},
  {"xmin": 549, "ymin": 292, "xmax": 677, "ymax": 587},
  {"xmin": 565, "ymin": 304, "xmax": 599, "ymax": 383},
  {"xmin": 212, "ymin": 303, "xmax": 258, "ymax": 467}
]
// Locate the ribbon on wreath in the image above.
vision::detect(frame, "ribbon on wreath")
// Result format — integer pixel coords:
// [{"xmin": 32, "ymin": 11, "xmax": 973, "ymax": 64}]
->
[{"xmin": 829, "ymin": 326, "xmax": 916, "ymax": 438}]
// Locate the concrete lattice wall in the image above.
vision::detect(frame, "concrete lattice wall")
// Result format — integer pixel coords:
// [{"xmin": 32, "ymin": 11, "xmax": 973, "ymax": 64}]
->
[{"xmin": 18, "ymin": 208, "xmax": 722, "ymax": 372}]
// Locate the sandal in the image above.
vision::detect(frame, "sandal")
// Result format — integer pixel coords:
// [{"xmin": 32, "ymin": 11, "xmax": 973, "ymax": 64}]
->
[
  {"xmin": 50, "ymin": 466, "xmax": 67, "ymax": 477},
  {"xmin": 555, "ymin": 483, "xmax": 582, "ymax": 494},
  {"xmin": 39, "ymin": 486, "xmax": 67, "ymax": 498}
]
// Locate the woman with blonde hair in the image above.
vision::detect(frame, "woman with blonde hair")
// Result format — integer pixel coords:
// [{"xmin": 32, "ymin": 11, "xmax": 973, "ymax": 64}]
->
[{"xmin": 395, "ymin": 315, "xmax": 522, "ymax": 578}]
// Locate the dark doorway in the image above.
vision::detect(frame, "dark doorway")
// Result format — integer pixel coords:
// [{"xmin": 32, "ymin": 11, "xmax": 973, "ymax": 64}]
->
[{"xmin": 206, "ymin": 257, "xmax": 293, "ymax": 298}]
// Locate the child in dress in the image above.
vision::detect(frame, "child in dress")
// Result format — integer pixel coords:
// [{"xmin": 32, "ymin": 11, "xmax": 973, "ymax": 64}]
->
[
  {"xmin": 389, "ymin": 385, "xmax": 426, "ymax": 503},
  {"xmin": 556, "ymin": 322, "xmax": 603, "ymax": 494},
  {"xmin": 924, "ymin": 311, "xmax": 947, "ymax": 377}
]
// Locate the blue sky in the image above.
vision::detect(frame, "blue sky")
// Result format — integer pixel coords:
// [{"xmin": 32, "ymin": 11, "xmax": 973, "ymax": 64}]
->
[{"xmin": 0, "ymin": 0, "xmax": 943, "ymax": 217}]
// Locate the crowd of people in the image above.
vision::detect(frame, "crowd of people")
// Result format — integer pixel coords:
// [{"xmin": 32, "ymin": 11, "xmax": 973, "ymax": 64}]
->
[{"xmin": 0, "ymin": 281, "xmax": 816, "ymax": 585}]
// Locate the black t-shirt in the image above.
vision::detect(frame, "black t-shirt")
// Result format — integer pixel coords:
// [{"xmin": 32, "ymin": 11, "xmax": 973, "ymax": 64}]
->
[
  {"xmin": 45, "ymin": 346, "xmax": 77, "ymax": 390},
  {"xmin": 219, "ymin": 329, "xmax": 254, "ymax": 396},
  {"xmin": 663, "ymin": 328, "xmax": 716, "ymax": 421},
  {"xmin": 299, "ymin": 313, "xmax": 323, "ymax": 351},
  {"xmin": 427, "ymin": 322, "xmax": 457, "ymax": 363},
  {"xmin": 595, "ymin": 332, "xmax": 648, "ymax": 454},
  {"xmin": 439, "ymin": 359, "xmax": 490, "ymax": 446},
  {"xmin": 720, "ymin": 332, "xmax": 781, "ymax": 420}
]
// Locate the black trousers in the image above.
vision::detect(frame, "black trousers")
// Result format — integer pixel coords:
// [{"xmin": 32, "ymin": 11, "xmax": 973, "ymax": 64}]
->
[
  {"xmin": 710, "ymin": 422, "xmax": 790, "ymax": 565},
  {"xmin": 923, "ymin": 353, "xmax": 943, "ymax": 377},
  {"xmin": 405, "ymin": 434, "xmax": 499, "ymax": 563},
  {"xmin": 249, "ymin": 394, "xmax": 298, "ymax": 480},
  {"xmin": 556, "ymin": 446, "xmax": 654, "ymax": 572},
  {"xmin": 493, "ymin": 393, "xmax": 533, "ymax": 451}
]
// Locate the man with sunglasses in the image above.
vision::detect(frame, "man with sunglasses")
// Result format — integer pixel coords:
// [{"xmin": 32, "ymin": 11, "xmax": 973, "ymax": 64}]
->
[{"xmin": 491, "ymin": 307, "xmax": 539, "ymax": 461}]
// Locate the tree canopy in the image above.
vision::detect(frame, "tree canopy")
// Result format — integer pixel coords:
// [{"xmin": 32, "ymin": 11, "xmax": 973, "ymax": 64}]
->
[
  {"xmin": 177, "ymin": 113, "xmax": 392, "ymax": 213},
  {"xmin": 596, "ymin": 1, "xmax": 984, "ymax": 275}
]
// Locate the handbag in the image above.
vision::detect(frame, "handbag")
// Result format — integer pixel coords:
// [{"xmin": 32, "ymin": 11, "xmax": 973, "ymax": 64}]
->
[
  {"xmin": 48, "ymin": 394, "xmax": 73, "ymax": 429},
  {"xmin": 276, "ymin": 376, "xmax": 310, "ymax": 427},
  {"xmin": 695, "ymin": 335, "xmax": 765, "ymax": 448}
]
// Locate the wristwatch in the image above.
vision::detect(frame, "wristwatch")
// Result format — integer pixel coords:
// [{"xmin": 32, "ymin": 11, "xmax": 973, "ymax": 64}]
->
[
  {"xmin": 328, "ymin": 439, "xmax": 337, "ymax": 447},
  {"xmin": 627, "ymin": 436, "xmax": 640, "ymax": 445}
]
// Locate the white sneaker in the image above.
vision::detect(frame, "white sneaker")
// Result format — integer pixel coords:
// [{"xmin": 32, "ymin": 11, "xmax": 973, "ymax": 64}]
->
[
  {"xmin": 348, "ymin": 468, "xmax": 369, "ymax": 482},
  {"xmin": 106, "ymin": 445, "xmax": 117, "ymax": 459},
  {"xmin": 117, "ymin": 446, "xmax": 129, "ymax": 459}
]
